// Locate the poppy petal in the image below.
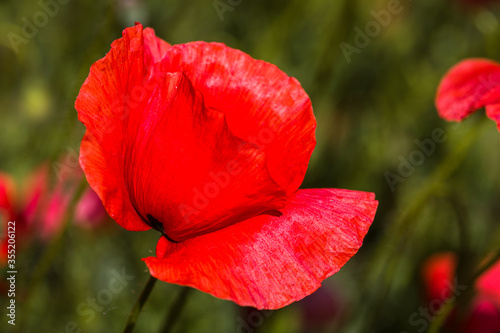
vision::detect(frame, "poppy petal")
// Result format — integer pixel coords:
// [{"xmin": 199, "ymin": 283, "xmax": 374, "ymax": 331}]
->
[
  {"xmin": 421, "ymin": 252, "xmax": 457, "ymax": 303},
  {"xmin": 462, "ymin": 298, "xmax": 500, "ymax": 333},
  {"xmin": 477, "ymin": 258, "xmax": 500, "ymax": 309},
  {"xmin": 144, "ymin": 188, "xmax": 377, "ymax": 309},
  {"xmin": 0, "ymin": 173, "xmax": 15, "ymax": 222},
  {"xmin": 0, "ymin": 173, "xmax": 15, "ymax": 266},
  {"xmin": 143, "ymin": 27, "xmax": 171, "ymax": 64},
  {"xmin": 21, "ymin": 165, "xmax": 48, "ymax": 226},
  {"xmin": 74, "ymin": 188, "xmax": 108, "ymax": 228},
  {"xmin": 486, "ymin": 104, "xmax": 500, "ymax": 130},
  {"xmin": 123, "ymin": 72, "xmax": 286, "ymax": 242},
  {"xmin": 160, "ymin": 42, "xmax": 316, "ymax": 195},
  {"xmin": 436, "ymin": 58, "xmax": 500, "ymax": 122},
  {"xmin": 76, "ymin": 24, "xmax": 170, "ymax": 231}
]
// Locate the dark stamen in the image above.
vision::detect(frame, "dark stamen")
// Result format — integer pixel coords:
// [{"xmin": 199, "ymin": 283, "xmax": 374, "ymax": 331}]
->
[
  {"xmin": 262, "ymin": 210, "xmax": 283, "ymax": 217},
  {"xmin": 146, "ymin": 214, "xmax": 179, "ymax": 243}
]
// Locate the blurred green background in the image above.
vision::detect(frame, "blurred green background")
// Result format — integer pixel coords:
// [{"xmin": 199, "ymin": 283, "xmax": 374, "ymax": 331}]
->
[{"xmin": 2, "ymin": 0, "xmax": 500, "ymax": 332}]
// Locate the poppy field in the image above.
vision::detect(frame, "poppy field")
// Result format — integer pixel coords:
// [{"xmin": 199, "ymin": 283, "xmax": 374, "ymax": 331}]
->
[{"xmin": 1, "ymin": 0, "xmax": 500, "ymax": 332}]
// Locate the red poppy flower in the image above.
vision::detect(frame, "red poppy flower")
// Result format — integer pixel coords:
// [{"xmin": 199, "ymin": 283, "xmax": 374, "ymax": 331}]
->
[
  {"xmin": 421, "ymin": 252, "xmax": 458, "ymax": 303},
  {"xmin": 0, "ymin": 167, "xmax": 47, "ymax": 265},
  {"xmin": 435, "ymin": 58, "xmax": 500, "ymax": 131},
  {"xmin": 38, "ymin": 180, "xmax": 74, "ymax": 240},
  {"xmin": 422, "ymin": 252, "xmax": 500, "ymax": 333},
  {"xmin": 74, "ymin": 187, "xmax": 108, "ymax": 229},
  {"xmin": 75, "ymin": 23, "xmax": 378, "ymax": 309},
  {"xmin": 0, "ymin": 160, "xmax": 82, "ymax": 265}
]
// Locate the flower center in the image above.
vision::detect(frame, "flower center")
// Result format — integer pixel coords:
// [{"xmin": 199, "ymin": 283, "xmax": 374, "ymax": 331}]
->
[{"xmin": 146, "ymin": 214, "xmax": 179, "ymax": 243}]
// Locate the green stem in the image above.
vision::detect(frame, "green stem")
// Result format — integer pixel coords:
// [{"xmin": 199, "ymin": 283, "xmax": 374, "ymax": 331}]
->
[
  {"xmin": 360, "ymin": 121, "xmax": 487, "ymax": 331},
  {"xmin": 158, "ymin": 287, "xmax": 192, "ymax": 333},
  {"xmin": 427, "ymin": 299, "xmax": 456, "ymax": 333},
  {"xmin": 123, "ymin": 275, "xmax": 158, "ymax": 333},
  {"xmin": 450, "ymin": 192, "xmax": 476, "ymax": 289},
  {"xmin": 468, "ymin": 249, "xmax": 500, "ymax": 283}
]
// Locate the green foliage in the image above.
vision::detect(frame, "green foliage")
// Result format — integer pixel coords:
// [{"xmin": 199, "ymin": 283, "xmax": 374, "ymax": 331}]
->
[{"xmin": 1, "ymin": 0, "xmax": 500, "ymax": 332}]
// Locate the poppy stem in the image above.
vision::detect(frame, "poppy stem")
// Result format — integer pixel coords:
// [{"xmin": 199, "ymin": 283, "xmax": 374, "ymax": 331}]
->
[
  {"xmin": 468, "ymin": 248, "xmax": 500, "ymax": 284},
  {"xmin": 123, "ymin": 274, "xmax": 158, "ymax": 333},
  {"xmin": 158, "ymin": 286, "xmax": 192, "ymax": 333},
  {"xmin": 359, "ymin": 119, "xmax": 488, "ymax": 331}
]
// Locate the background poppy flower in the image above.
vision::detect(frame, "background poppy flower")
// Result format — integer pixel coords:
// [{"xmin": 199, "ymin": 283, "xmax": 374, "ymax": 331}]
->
[
  {"xmin": 422, "ymin": 252, "xmax": 500, "ymax": 333},
  {"xmin": 75, "ymin": 23, "xmax": 378, "ymax": 309},
  {"xmin": 435, "ymin": 58, "xmax": 500, "ymax": 131},
  {"xmin": 0, "ymin": 172, "xmax": 18, "ymax": 266},
  {"xmin": 0, "ymin": 167, "xmax": 46, "ymax": 266},
  {"xmin": 37, "ymin": 154, "xmax": 83, "ymax": 240},
  {"xmin": 0, "ymin": 158, "xmax": 83, "ymax": 266},
  {"xmin": 73, "ymin": 187, "xmax": 108, "ymax": 229}
]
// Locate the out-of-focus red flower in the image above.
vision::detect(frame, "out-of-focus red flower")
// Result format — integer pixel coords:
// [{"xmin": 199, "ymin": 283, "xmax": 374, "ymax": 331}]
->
[
  {"xmin": 75, "ymin": 23, "xmax": 378, "ymax": 309},
  {"xmin": 0, "ymin": 174, "xmax": 16, "ymax": 223},
  {"xmin": 0, "ymin": 174, "xmax": 16, "ymax": 265},
  {"xmin": 477, "ymin": 255, "xmax": 500, "ymax": 307},
  {"xmin": 422, "ymin": 252, "xmax": 458, "ymax": 303},
  {"xmin": 436, "ymin": 58, "xmax": 500, "ymax": 131},
  {"xmin": 462, "ymin": 298, "xmax": 500, "ymax": 333},
  {"xmin": 74, "ymin": 187, "xmax": 108, "ymax": 229},
  {"xmin": 422, "ymin": 252, "xmax": 500, "ymax": 333},
  {"xmin": 38, "ymin": 186, "xmax": 70, "ymax": 241},
  {"xmin": 0, "ymin": 167, "xmax": 47, "ymax": 265},
  {"xmin": 38, "ymin": 155, "xmax": 83, "ymax": 240},
  {"xmin": 0, "ymin": 158, "xmax": 84, "ymax": 265}
]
